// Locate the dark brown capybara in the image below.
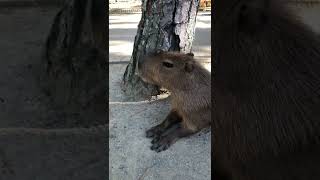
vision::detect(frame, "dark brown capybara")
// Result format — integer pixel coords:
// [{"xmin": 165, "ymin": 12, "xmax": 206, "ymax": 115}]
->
[
  {"xmin": 138, "ymin": 51, "xmax": 211, "ymax": 152},
  {"xmin": 213, "ymin": 0, "xmax": 320, "ymax": 179}
]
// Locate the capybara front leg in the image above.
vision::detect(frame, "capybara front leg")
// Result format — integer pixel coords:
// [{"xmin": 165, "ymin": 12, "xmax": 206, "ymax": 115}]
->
[
  {"xmin": 150, "ymin": 122, "xmax": 195, "ymax": 152},
  {"xmin": 146, "ymin": 110, "xmax": 181, "ymax": 138}
]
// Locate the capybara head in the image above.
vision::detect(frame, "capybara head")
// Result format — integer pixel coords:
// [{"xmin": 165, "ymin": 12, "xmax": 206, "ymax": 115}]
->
[{"xmin": 138, "ymin": 51, "xmax": 196, "ymax": 90}]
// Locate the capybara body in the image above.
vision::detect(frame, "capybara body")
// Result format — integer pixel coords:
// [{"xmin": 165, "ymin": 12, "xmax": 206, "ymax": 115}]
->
[
  {"xmin": 139, "ymin": 51, "xmax": 211, "ymax": 152},
  {"xmin": 213, "ymin": 0, "xmax": 320, "ymax": 179}
]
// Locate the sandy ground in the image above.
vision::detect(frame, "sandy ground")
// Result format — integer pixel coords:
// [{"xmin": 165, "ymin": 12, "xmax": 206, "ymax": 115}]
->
[
  {"xmin": 109, "ymin": 12, "xmax": 212, "ymax": 180},
  {"xmin": 0, "ymin": 5, "xmax": 105, "ymax": 129},
  {"xmin": 0, "ymin": 5, "xmax": 106, "ymax": 180},
  {"xmin": 0, "ymin": 7, "xmax": 61, "ymax": 128}
]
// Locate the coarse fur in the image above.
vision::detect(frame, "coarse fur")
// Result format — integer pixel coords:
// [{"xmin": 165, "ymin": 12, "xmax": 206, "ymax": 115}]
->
[
  {"xmin": 213, "ymin": 0, "xmax": 320, "ymax": 179},
  {"xmin": 138, "ymin": 51, "xmax": 211, "ymax": 152}
]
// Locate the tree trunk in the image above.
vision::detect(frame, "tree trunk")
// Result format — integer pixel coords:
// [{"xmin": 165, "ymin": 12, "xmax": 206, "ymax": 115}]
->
[
  {"xmin": 122, "ymin": 0, "xmax": 200, "ymax": 99},
  {"xmin": 41, "ymin": 0, "xmax": 107, "ymax": 125}
]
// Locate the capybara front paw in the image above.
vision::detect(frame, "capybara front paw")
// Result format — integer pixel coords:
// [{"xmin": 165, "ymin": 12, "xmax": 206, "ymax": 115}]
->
[
  {"xmin": 151, "ymin": 135, "xmax": 160, "ymax": 144},
  {"xmin": 146, "ymin": 125, "xmax": 163, "ymax": 138},
  {"xmin": 150, "ymin": 136, "xmax": 173, "ymax": 152}
]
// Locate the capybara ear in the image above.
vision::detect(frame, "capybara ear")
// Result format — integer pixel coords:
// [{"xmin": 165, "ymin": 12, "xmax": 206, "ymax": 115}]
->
[
  {"xmin": 184, "ymin": 61, "xmax": 194, "ymax": 72},
  {"xmin": 186, "ymin": 52, "xmax": 194, "ymax": 57},
  {"xmin": 238, "ymin": 0, "xmax": 270, "ymax": 33}
]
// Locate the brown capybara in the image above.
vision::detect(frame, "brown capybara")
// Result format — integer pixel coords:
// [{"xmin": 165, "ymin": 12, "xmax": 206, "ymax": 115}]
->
[
  {"xmin": 138, "ymin": 51, "xmax": 211, "ymax": 152},
  {"xmin": 213, "ymin": 0, "xmax": 320, "ymax": 179}
]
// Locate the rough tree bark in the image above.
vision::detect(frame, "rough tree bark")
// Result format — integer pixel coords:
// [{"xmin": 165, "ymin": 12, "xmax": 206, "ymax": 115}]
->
[
  {"xmin": 41, "ymin": 0, "xmax": 107, "ymax": 125},
  {"xmin": 122, "ymin": 0, "xmax": 200, "ymax": 99}
]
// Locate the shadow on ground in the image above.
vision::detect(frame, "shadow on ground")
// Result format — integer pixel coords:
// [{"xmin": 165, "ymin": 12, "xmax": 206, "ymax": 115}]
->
[{"xmin": 0, "ymin": 5, "xmax": 106, "ymax": 180}]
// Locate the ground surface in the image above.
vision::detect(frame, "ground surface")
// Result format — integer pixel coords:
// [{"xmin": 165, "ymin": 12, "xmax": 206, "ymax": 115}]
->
[
  {"xmin": 0, "ymin": 6, "xmax": 61, "ymax": 128},
  {"xmin": 109, "ymin": 12, "xmax": 212, "ymax": 180},
  {"xmin": 0, "ymin": 5, "xmax": 104, "ymax": 129},
  {"xmin": 0, "ymin": 4, "xmax": 106, "ymax": 180}
]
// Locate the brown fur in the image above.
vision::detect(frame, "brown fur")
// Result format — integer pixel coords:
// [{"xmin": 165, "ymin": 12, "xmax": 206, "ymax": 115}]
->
[
  {"xmin": 138, "ymin": 51, "xmax": 211, "ymax": 152},
  {"xmin": 213, "ymin": 0, "xmax": 320, "ymax": 179}
]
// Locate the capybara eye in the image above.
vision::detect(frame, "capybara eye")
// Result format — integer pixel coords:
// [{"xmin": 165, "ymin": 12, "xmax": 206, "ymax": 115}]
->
[{"xmin": 162, "ymin": 61, "xmax": 173, "ymax": 68}]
